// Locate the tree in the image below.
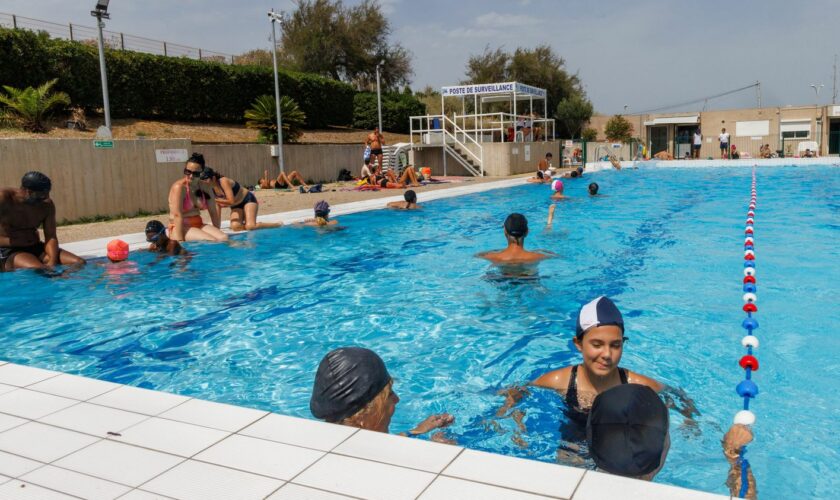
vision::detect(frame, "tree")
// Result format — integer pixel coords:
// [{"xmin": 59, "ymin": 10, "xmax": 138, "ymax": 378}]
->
[
  {"xmin": 581, "ymin": 127, "xmax": 598, "ymax": 142},
  {"xmin": 353, "ymin": 92, "xmax": 425, "ymax": 133},
  {"xmin": 556, "ymin": 94, "xmax": 593, "ymax": 138},
  {"xmin": 0, "ymin": 78, "xmax": 70, "ymax": 132},
  {"xmin": 464, "ymin": 44, "xmax": 584, "ymax": 117},
  {"xmin": 234, "ymin": 49, "xmax": 273, "ymax": 67},
  {"xmin": 604, "ymin": 115, "xmax": 634, "ymax": 143},
  {"xmin": 244, "ymin": 94, "xmax": 306, "ymax": 143},
  {"xmin": 279, "ymin": 0, "xmax": 412, "ymax": 90}
]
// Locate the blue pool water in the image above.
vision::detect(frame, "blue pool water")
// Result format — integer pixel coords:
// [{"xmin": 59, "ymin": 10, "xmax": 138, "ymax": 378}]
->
[{"xmin": 1, "ymin": 165, "xmax": 838, "ymax": 497}]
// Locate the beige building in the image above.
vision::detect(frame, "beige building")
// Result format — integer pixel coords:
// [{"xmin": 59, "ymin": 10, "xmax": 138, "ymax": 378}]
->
[{"xmin": 586, "ymin": 105, "xmax": 840, "ymax": 158}]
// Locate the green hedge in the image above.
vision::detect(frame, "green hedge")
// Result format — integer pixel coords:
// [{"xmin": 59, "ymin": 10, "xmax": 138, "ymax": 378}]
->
[
  {"xmin": 353, "ymin": 92, "xmax": 426, "ymax": 134},
  {"xmin": 0, "ymin": 28, "xmax": 353, "ymax": 127}
]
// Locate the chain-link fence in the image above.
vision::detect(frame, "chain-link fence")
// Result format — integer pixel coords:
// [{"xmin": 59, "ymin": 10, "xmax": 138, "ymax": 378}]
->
[{"xmin": 0, "ymin": 12, "xmax": 235, "ymax": 63}]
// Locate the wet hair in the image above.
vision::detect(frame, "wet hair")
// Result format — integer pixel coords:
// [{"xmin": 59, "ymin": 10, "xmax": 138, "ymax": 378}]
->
[
  {"xmin": 404, "ymin": 190, "xmax": 417, "ymax": 204},
  {"xmin": 187, "ymin": 152, "xmax": 205, "ymax": 167},
  {"xmin": 588, "ymin": 182, "xmax": 599, "ymax": 195},
  {"xmin": 21, "ymin": 171, "xmax": 52, "ymax": 192},
  {"xmin": 570, "ymin": 170, "xmax": 579, "ymax": 178}
]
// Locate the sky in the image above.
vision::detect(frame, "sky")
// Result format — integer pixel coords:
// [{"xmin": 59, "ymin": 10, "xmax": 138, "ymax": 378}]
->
[{"xmin": 5, "ymin": 0, "xmax": 840, "ymax": 114}]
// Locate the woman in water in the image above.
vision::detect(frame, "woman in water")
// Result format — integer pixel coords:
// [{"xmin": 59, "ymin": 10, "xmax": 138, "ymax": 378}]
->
[
  {"xmin": 167, "ymin": 153, "xmax": 227, "ymax": 242},
  {"xmin": 258, "ymin": 169, "xmax": 308, "ymax": 190},
  {"xmin": 311, "ymin": 347, "xmax": 454, "ymax": 441},
  {"xmin": 386, "ymin": 189, "xmax": 421, "ymax": 210},
  {"xmin": 201, "ymin": 168, "xmax": 281, "ymax": 232},
  {"xmin": 300, "ymin": 200, "xmax": 339, "ymax": 227}
]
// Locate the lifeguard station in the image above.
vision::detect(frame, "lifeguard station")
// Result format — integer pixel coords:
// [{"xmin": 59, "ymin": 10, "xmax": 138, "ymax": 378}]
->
[{"xmin": 407, "ymin": 82, "xmax": 559, "ymax": 176}]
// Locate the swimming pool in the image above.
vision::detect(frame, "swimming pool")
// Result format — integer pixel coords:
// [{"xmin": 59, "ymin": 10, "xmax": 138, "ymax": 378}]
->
[{"xmin": 1, "ymin": 165, "xmax": 837, "ymax": 497}]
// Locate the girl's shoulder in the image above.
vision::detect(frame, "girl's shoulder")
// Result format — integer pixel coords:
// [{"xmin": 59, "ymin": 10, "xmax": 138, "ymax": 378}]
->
[
  {"xmin": 625, "ymin": 370, "xmax": 664, "ymax": 392},
  {"xmin": 532, "ymin": 366, "xmax": 573, "ymax": 391}
]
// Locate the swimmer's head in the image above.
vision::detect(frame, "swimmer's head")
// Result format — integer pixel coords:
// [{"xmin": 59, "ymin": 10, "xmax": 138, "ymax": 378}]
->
[
  {"xmin": 364, "ymin": 157, "xmax": 371, "ymax": 165},
  {"xmin": 576, "ymin": 296, "xmax": 624, "ymax": 340},
  {"xmin": 21, "ymin": 171, "xmax": 52, "ymax": 203},
  {"xmin": 404, "ymin": 190, "xmax": 417, "ymax": 204},
  {"xmin": 552, "ymin": 179, "xmax": 564, "ymax": 193},
  {"xmin": 545, "ymin": 152, "xmax": 553, "ymax": 158},
  {"xmin": 570, "ymin": 170, "xmax": 579, "ymax": 178},
  {"xmin": 145, "ymin": 220, "xmax": 167, "ymax": 242},
  {"xmin": 310, "ymin": 347, "xmax": 393, "ymax": 425},
  {"xmin": 314, "ymin": 200, "xmax": 330, "ymax": 219},
  {"xmin": 589, "ymin": 182, "xmax": 599, "ymax": 195},
  {"xmin": 577, "ymin": 166, "xmax": 584, "ymax": 174},
  {"xmin": 504, "ymin": 213, "xmax": 528, "ymax": 240},
  {"xmin": 106, "ymin": 239, "xmax": 129, "ymax": 263},
  {"xmin": 587, "ymin": 384, "xmax": 669, "ymax": 479}
]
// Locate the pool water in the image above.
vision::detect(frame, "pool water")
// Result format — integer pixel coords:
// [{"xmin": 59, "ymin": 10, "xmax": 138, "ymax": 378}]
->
[{"xmin": 1, "ymin": 165, "xmax": 838, "ymax": 497}]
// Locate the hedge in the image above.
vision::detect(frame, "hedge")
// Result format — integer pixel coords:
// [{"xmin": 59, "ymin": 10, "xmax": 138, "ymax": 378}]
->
[
  {"xmin": 0, "ymin": 28, "xmax": 354, "ymax": 127},
  {"xmin": 352, "ymin": 92, "xmax": 426, "ymax": 134}
]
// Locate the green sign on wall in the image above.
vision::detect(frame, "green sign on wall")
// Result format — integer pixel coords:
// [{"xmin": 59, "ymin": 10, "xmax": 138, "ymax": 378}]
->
[{"xmin": 93, "ymin": 140, "xmax": 114, "ymax": 149}]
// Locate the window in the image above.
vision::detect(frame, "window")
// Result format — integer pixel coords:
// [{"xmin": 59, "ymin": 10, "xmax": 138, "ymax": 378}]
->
[
  {"xmin": 780, "ymin": 120, "xmax": 811, "ymax": 139},
  {"xmin": 781, "ymin": 130, "xmax": 809, "ymax": 139},
  {"xmin": 735, "ymin": 120, "xmax": 770, "ymax": 137}
]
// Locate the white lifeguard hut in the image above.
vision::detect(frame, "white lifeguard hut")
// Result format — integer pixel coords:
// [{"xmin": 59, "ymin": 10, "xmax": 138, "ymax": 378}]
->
[{"xmin": 408, "ymin": 82, "xmax": 557, "ymax": 176}]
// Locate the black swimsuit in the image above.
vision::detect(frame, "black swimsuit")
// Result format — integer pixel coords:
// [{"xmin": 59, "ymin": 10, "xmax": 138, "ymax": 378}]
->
[{"xmin": 564, "ymin": 364, "xmax": 628, "ymax": 425}]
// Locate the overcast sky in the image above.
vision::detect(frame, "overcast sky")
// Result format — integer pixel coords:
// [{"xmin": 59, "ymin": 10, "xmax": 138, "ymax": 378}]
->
[{"xmin": 5, "ymin": 0, "xmax": 840, "ymax": 114}]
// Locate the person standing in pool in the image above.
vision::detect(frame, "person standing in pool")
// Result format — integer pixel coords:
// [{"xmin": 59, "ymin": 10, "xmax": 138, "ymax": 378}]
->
[
  {"xmin": 387, "ymin": 190, "xmax": 422, "ymax": 210},
  {"xmin": 588, "ymin": 182, "xmax": 599, "ymax": 195},
  {"xmin": 478, "ymin": 213, "xmax": 549, "ymax": 264},
  {"xmin": 168, "ymin": 154, "xmax": 227, "ymax": 242},
  {"xmin": 0, "ymin": 172, "xmax": 85, "ymax": 272},
  {"xmin": 310, "ymin": 347, "xmax": 454, "ymax": 441},
  {"xmin": 300, "ymin": 200, "xmax": 339, "ymax": 227}
]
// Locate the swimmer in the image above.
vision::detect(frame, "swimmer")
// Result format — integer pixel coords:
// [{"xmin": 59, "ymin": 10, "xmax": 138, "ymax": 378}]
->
[
  {"xmin": 527, "ymin": 170, "xmax": 553, "ymax": 184},
  {"xmin": 258, "ymin": 169, "xmax": 308, "ymax": 190},
  {"xmin": 387, "ymin": 189, "xmax": 422, "ymax": 210},
  {"xmin": 167, "ymin": 153, "xmax": 227, "ymax": 242},
  {"xmin": 145, "ymin": 220, "xmax": 187, "ymax": 256},
  {"xmin": 0, "ymin": 172, "xmax": 85, "ymax": 272},
  {"xmin": 201, "ymin": 168, "xmax": 281, "ymax": 232},
  {"xmin": 588, "ymin": 182, "xmax": 599, "ymax": 196},
  {"xmin": 550, "ymin": 179, "xmax": 566, "ymax": 200},
  {"xmin": 310, "ymin": 347, "xmax": 454, "ymax": 441},
  {"xmin": 301, "ymin": 200, "xmax": 338, "ymax": 227},
  {"xmin": 477, "ymin": 213, "xmax": 549, "ymax": 264}
]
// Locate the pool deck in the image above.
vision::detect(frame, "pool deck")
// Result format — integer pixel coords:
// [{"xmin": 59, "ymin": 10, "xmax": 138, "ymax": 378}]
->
[{"xmin": 13, "ymin": 177, "xmax": 733, "ymax": 499}]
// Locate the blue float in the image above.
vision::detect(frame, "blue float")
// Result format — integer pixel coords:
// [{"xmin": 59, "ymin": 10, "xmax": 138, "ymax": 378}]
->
[
  {"xmin": 741, "ymin": 317, "xmax": 759, "ymax": 331},
  {"xmin": 744, "ymin": 261, "xmax": 755, "ymax": 268},
  {"xmin": 736, "ymin": 379, "xmax": 759, "ymax": 398}
]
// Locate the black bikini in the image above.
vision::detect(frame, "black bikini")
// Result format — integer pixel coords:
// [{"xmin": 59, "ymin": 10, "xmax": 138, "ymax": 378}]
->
[{"xmin": 564, "ymin": 364, "xmax": 628, "ymax": 425}]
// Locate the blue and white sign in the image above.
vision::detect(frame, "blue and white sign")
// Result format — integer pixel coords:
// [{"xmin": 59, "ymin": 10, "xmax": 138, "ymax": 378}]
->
[{"xmin": 441, "ymin": 81, "xmax": 546, "ymax": 98}]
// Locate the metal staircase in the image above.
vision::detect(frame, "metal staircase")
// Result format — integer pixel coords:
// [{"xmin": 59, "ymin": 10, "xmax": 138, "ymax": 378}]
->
[{"xmin": 409, "ymin": 115, "xmax": 484, "ymax": 176}]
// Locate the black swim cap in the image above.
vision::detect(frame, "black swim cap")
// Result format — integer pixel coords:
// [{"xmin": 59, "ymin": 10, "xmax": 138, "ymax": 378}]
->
[
  {"xmin": 21, "ymin": 171, "xmax": 52, "ymax": 192},
  {"xmin": 587, "ymin": 384, "xmax": 669, "ymax": 477},
  {"xmin": 589, "ymin": 182, "xmax": 599, "ymax": 194},
  {"xmin": 404, "ymin": 190, "xmax": 417, "ymax": 203},
  {"xmin": 504, "ymin": 213, "xmax": 528, "ymax": 237},
  {"xmin": 145, "ymin": 220, "xmax": 165, "ymax": 234},
  {"xmin": 310, "ymin": 347, "xmax": 391, "ymax": 423}
]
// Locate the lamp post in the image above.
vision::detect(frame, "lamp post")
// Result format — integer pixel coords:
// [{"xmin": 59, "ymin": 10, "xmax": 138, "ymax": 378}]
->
[
  {"xmin": 90, "ymin": 0, "xmax": 112, "ymax": 133},
  {"xmin": 267, "ymin": 9, "xmax": 285, "ymax": 173},
  {"xmin": 810, "ymin": 83, "xmax": 824, "ymax": 155},
  {"xmin": 376, "ymin": 60, "xmax": 385, "ymax": 134}
]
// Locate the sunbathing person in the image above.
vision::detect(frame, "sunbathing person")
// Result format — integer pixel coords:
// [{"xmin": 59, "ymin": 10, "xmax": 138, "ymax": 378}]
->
[
  {"xmin": 258, "ymin": 169, "xmax": 308, "ymax": 190},
  {"xmin": 0, "ymin": 172, "xmax": 85, "ymax": 272},
  {"xmin": 145, "ymin": 220, "xmax": 187, "ymax": 256},
  {"xmin": 653, "ymin": 150, "xmax": 674, "ymax": 160},
  {"xmin": 300, "ymin": 200, "xmax": 339, "ymax": 227},
  {"xmin": 387, "ymin": 189, "xmax": 422, "ymax": 210},
  {"xmin": 201, "ymin": 168, "xmax": 281, "ymax": 232},
  {"xmin": 310, "ymin": 347, "xmax": 454, "ymax": 441},
  {"xmin": 167, "ymin": 154, "xmax": 227, "ymax": 242},
  {"xmin": 378, "ymin": 165, "xmax": 421, "ymax": 187},
  {"xmin": 477, "ymin": 213, "xmax": 549, "ymax": 264}
]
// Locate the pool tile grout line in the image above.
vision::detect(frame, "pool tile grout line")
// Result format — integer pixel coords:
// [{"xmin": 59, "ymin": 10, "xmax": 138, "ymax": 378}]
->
[{"xmin": 413, "ymin": 446, "xmax": 466, "ymax": 499}]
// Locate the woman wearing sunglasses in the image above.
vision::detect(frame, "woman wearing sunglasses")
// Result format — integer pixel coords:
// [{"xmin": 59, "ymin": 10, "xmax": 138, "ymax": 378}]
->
[{"xmin": 167, "ymin": 153, "xmax": 228, "ymax": 242}]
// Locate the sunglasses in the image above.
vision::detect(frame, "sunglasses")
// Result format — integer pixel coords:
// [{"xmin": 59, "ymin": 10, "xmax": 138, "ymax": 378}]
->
[{"xmin": 184, "ymin": 169, "xmax": 202, "ymax": 177}]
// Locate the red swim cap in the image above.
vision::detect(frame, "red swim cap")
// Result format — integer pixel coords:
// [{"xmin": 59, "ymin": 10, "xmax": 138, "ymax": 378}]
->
[{"xmin": 107, "ymin": 239, "xmax": 130, "ymax": 262}]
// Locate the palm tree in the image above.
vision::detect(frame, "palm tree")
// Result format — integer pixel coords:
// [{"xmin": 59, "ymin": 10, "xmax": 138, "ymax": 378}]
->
[
  {"xmin": 244, "ymin": 94, "xmax": 306, "ymax": 143},
  {"xmin": 0, "ymin": 79, "xmax": 71, "ymax": 133}
]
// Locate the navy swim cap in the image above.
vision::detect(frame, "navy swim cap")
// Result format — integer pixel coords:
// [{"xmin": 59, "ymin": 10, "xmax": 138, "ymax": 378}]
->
[
  {"xmin": 314, "ymin": 200, "xmax": 330, "ymax": 217},
  {"xmin": 504, "ymin": 213, "xmax": 528, "ymax": 237},
  {"xmin": 310, "ymin": 347, "xmax": 391, "ymax": 423},
  {"xmin": 587, "ymin": 384, "xmax": 668, "ymax": 477},
  {"xmin": 576, "ymin": 296, "xmax": 624, "ymax": 339},
  {"xmin": 145, "ymin": 220, "xmax": 165, "ymax": 234},
  {"xmin": 589, "ymin": 182, "xmax": 599, "ymax": 195},
  {"xmin": 21, "ymin": 171, "xmax": 52, "ymax": 192}
]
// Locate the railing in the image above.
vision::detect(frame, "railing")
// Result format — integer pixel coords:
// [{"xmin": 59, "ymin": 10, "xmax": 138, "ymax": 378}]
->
[
  {"xmin": 0, "ymin": 12, "xmax": 235, "ymax": 63},
  {"xmin": 451, "ymin": 112, "xmax": 555, "ymax": 143},
  {"xmin": 409, "ymin": 115, "xmax": 484, "ymax": 176}
]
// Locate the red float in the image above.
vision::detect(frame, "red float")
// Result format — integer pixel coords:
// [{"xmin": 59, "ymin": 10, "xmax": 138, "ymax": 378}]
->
[
  {"xmin": 739, "ymin": 355, "xmax": 759, "ymax": 371},
  {"xmin": 744, "ymin": 254, "xmax": 755, "ymax": 260},
  {"xmin": 743, "ymin": 303, "xmax": 758, "ymax": 313},
  {"xmin": 743, "ymin": 276, "xmax": 756, "ymax": 284}
]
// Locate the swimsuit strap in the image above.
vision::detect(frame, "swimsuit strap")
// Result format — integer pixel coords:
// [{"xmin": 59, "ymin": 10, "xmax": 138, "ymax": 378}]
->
[
  {"xmin": 182, "ymin": 182, "xmax": 194, "ymax": 212},
  {"xmin": 565, "ymin": 365, "xmax": 579, "ymax": 409},
  {"xmin": 619, "ymin": 367, "xmax": 628, "ymax": 384}
]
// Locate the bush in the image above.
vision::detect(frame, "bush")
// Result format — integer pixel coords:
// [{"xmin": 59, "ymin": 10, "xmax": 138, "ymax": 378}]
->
[
  {"xmin": 0, "ymin": 78, "xmax": 70, "ymax": 132},
  {"xmin": 0, "ymin": 28, "xmax": 354, "ymax": 127},
  {"xmin": 353, "ymin": 92, "xmax": 425, "ymax": 134},
  {"xmin": 581, "ymin": 127, "xmax": 598, "ymax": 142},
  {"xmin": 604, "ymin": 115, "xmax": 634, "ymax": 143},
  {"xmin": 244, "ymin": 94, "xmax": 306, "ymax": 143}
]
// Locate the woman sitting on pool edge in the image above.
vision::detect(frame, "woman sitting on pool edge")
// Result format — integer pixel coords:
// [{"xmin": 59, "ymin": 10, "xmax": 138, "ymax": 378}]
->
[
  {"xmin": 310, "ymin": 347, "xmax": 454, "ymax": 441},
  {"xmin": 201, "ymin": 168, "xmax": 281, "ymax": 232},
  {"xmin": 258, "ymin": 169, "xmax": 308, "ymax": 190},
  {"xmin": 167, "ymin": 153, "xmax": 227, "ymax": 242}
]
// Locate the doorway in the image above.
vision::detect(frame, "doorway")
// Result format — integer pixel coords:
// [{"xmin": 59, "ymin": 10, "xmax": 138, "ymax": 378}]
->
[
  {"xmin": 649, "ymin": 126, "xmax": 667, "ymax": 156},
  {"xmin": 829, "ymin": 120, "xmax": 840, "ymax": 155}
]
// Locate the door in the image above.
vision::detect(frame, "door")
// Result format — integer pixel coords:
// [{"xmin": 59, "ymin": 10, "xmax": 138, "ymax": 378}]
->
[
  {"xmin": 830, "ymin": 120, "xmax": 840, "ymax": 155},
  {"xmin": 649, "ymin": 126, "xmax": 667, "ymax": 155}
]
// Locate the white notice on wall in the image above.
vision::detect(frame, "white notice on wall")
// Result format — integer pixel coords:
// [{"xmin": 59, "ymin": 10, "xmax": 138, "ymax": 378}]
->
[
  {"xmin": 524, "ymin": 145, "xmax": 531, "ymax": 161},
  {"xmin": 512, "ymin": 147, "xmax": 519, "ymax": 155},
  {"xmin": 155, "ymin": 149, "xmax": 189, "ymax": 163}
]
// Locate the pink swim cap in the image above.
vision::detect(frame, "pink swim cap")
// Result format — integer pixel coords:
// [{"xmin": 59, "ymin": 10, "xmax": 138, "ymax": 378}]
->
[
  {"xmin": 552, "ymin": 179, "xmax": 564, "ymax": 192},
  {"xmin": 106, "ymin": 239, "xmax": 129, "ymax": 262}
]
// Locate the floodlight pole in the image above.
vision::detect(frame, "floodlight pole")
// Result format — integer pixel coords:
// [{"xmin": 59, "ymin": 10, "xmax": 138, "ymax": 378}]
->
[
  {"xmin": 91, "ymin": 6, "xmax": 112, "ymax": 131},
  {"xmin": 376, "ymin": 61, "xmax": 384, "ymax": 134},
  {"xmin": 268, "ymin": 9, "xmax": 285, "ymax": 173}
]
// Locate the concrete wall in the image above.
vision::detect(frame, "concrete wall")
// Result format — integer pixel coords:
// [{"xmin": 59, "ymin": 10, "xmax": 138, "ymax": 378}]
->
[
  {"xmin": 413, "ymin": 141, "xmax": 559, "ymax": 177},
  {"xmin": 0, "ymin": 139, "xmax": 361, "ymax": 222}
]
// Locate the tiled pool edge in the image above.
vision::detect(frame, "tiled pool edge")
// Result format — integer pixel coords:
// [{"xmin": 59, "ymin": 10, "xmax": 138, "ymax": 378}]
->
[
  {"xmin": 0, "ymin": 361, "xmax": 730, "ymax": 500},
  {"xmin": 62, "ymin": 177, "xmax": 526, "ymax": 260}
]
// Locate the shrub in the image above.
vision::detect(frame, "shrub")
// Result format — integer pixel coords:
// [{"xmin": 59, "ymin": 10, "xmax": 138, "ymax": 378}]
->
[
  {"xmin": 0, "ymin": 78, "xmax": 70, "ymax": 132},
  {"xmin": 352, "ymin": 92, "xmax": 425, "ymax": 133},
  {"xmin": 244, "ymin": 94, "xmax": 306, "ymax": 143},
  {"xmin": 581, "ymin": 127, "xmax": 598, "ymax": 142},
  {"xmin": 604, "ymin": 115, "xmax": 634, "ymax": 143},
  {"xmin": 0, "ymin": 28, "xmax": 354, "ymax": 127}
]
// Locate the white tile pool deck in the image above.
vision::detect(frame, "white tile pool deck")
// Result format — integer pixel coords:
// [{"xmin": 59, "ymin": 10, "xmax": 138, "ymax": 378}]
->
[{"xmin": 12, "ymin": 178, "xmax": 732, "ymax": 499}]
